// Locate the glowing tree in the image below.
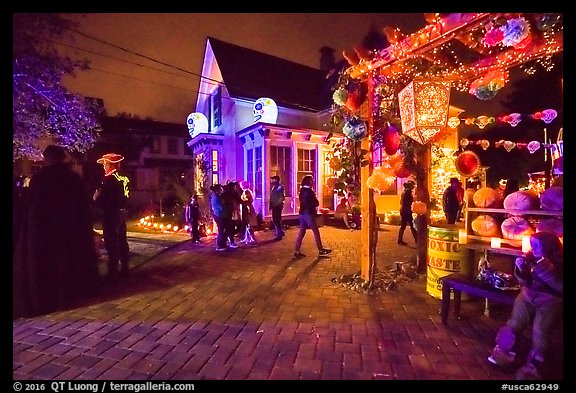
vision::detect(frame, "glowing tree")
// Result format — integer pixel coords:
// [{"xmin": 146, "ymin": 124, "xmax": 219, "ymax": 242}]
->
[{"xmin": 13, "ymin": 13, "xmax": 102, "ymax": 162}]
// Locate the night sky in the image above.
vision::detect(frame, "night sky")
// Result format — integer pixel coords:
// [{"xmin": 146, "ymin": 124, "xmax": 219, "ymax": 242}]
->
[{"xmin": 60, "ymin": 13, "xmax": 430, "ymax": 123}]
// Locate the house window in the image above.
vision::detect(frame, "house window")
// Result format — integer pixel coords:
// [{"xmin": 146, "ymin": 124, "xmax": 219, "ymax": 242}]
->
[
  {"xmin": 151, "ymin": 136, "xmax": 161, "ymax": 153},
  {"xmin": 322, "ymin": 150, "xmax": 336, "ymax": 209},
  {"xmin": 210, "ymin": 86, "xmax": 222, "ymax": 130},
  {"xmin": 270, "ymin": 146, "xmax": 292, "ymax": 197},
  {"xmin": 246, "ymin": 148, "xmax": 253, "ymax": 190},
  {"xmin": 211, "ymin": 149, "xmax": 219, "ymax": 185},
  {"xmin": 297, "ymin": 148, "xmax": 317, "ymax": 190},
  {"xmin": 195, "ymin": 153, "xmax": 205, "ymax": 193},
  {"xmin": 167, "ymin": 137, "xmax": 178, "ymax": 155},
  {"xmin": 372, "ymin": 144, "xmax": 398, "ymax": 195},
  {"xmin": 255, "ymin": 146, "xmax": 262, "ymax": 197}
]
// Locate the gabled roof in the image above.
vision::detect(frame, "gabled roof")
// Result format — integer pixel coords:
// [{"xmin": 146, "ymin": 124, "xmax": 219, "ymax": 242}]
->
[
  {"xmin": 208, "ymin": 37, "xmax": 332, "ymax": 112},
  {"xmin": 101, "ymin": 116, "xmax": 188, "ymax": 137}
]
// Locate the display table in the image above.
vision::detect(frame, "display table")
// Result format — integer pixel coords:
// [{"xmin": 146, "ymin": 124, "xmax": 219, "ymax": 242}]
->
[{"xmin": 440, "ymin": 273, "xmax": 518, "ymax": 325}]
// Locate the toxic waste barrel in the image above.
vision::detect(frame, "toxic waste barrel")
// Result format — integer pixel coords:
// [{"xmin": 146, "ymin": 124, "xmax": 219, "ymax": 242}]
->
[{"xmin": 427, "ymin": 225, "xmax": 471, "ymax": 299}]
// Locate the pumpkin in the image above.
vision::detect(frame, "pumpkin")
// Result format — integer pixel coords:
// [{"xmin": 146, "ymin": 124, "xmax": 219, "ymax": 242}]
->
[
  {"xmin": 537, "ymin": 218, "xmax": 563, "ymax": 238},
  {"xmin": 501, "ymin": 216, "xmax": 535, "ymax": 240},
  {"xmin": 473, "ymin": 187, "xmax": 503, "ymax": 208},
  {"xmin": 540, "ymin": 186, "xmax": 563, "ymax": 211},
  {"xmin": 503, "ymin": 190, "xmax": 540, "ymax": 211},
  {"xmin": 471, "ymin": 215, "xmax": 502, "ymax": 237}
]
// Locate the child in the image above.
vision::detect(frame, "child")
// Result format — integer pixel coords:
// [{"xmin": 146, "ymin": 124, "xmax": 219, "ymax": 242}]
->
[{"xmin": 488, "ymin": 231, "xmax": 563, "ymax": 380}]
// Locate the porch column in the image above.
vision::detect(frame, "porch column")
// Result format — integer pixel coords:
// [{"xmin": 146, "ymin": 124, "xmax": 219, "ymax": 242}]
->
[{"xmin": 360, "ymin": 74, "xmax": 376, "ymax": 283}]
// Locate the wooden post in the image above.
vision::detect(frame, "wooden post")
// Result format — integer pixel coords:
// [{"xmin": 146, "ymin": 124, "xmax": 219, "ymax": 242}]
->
[
  {"xmin": 360, "ymin": 74, "xmax": 376, "ymax": 283},
  {"xmin": 360, "ymin": 137, "xmax": 375, "ymax": 282},
  {"xmin": 414, "ymin": 144, "xmax": 431, "ymax": 274}
]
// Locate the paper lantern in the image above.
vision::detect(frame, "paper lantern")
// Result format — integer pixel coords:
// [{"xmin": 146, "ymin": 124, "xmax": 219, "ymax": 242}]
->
[
  {"xmin": 253, "ymin": 98, "xmax": 278, "ymax": 123},
  {"xmin": 186, "ymin": 112, "xmax": 209, "ymax": 139},
  {"xmin": 393, "ymin": 164, "xmax": 412, "ymax": 178},
  {"xmin": 383, "ymin": 125, "xmax": 400, "ymax": 155},
  {"xmin": 387, "ymin": 152, "xmax": 404, "ymax": 172},
  {"xmin": 412, "ymin": 201, "xmax": 427, "ymax": 215},
  {"xmin": 366, "ymin": 166, "xmax": 395, "ymax": 192},
  {"xmin": 398, "ymin": 79, "xmax": 451, "ymax": 145},
  {"xmin": 455, "ymin": 150, "xmax": 481, "ymax": 177}
]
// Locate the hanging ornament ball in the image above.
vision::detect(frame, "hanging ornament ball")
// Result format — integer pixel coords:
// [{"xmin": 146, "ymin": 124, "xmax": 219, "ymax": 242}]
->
[
  {"xmin": 383, "ymin": 126, "xmax": 400, "ymax": 155},
  {"xmin": 455, "ymin": 150, "xmax": 481, "ymax": 177},
  {"xmin": 393, "ymin": 164, "xmax": 412, "ymax": 178}
]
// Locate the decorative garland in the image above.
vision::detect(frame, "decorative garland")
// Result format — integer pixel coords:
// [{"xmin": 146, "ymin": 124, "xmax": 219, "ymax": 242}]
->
[
  {"xmin": 448, "ymin": 109, "xmax": 558, "ymax": 129},
  {"xmin": 460, "ymin": 138, "xmax": 562, "ymax": 154}
]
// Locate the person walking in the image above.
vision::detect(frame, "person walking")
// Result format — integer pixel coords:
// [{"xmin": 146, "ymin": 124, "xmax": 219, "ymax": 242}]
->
[
  {"xmin": 13, "ymin": 145, "xmax": 99, "ymax": 318},
  {"xmin": 93, "ymin": 153, "xmax": 131, "ymax": 278},
  {"xmin": 398, "ymin": 180, "xmax": 418, "ymax": 245},
  {"xmin": 443, "ymin": 177, "xmax": 461, "ymax": 225},
  {"xmin": 270, "ymin": 175, "xmax": 286, "ymax": 240},
  {"xmin": 487, "ymin": 232, "xmax": 563, "ymax": 380},
  {"xmin": 293, "ymin": 175, "xmax": 332, "ymax": 258},
  {"xmin": 185, "ymin": 194, "xmax": 201, "ymax": 243}
]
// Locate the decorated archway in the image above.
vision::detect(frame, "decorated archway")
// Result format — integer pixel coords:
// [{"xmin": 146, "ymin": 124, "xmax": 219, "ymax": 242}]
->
[{"xmin": 333, "ymin": 12, "xmax": 563, "ymax": 286}]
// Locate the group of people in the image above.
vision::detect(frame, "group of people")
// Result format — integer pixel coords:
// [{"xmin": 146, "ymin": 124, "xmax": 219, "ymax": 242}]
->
[
  {"xmin": 201, "ymin": 180, "xmax": 259, "ymax": 251},
  {"xmin": 196, "ymin": 174, "xmax": 331, "ymax": 258},
  {"xmin": 13, "ymin": 146, "xmax": 131, "ymax": 318}
]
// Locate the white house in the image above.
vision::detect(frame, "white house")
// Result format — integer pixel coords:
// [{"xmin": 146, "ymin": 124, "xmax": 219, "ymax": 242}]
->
[{"xmin": 188, "ymin": 37, "xmax": 344, "ymax": 220}]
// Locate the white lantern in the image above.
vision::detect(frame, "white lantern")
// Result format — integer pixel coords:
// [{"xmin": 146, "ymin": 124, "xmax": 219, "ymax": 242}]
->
[{"xmin": 398, "ymin": 79, "xmax": 451, "ymax": 145}]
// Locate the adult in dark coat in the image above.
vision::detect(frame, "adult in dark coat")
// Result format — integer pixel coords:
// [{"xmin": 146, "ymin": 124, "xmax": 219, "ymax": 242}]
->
[
  {"xmin": 398, "ymin": 180, "xmax": 418, "ymax": 245},
  {"xmin": 443, "ymin": 177, "xmax": 461, "ymax": 224},
  {"xmin": 13, "ymin": 145, "xmax": 99, "ymax": 318}
]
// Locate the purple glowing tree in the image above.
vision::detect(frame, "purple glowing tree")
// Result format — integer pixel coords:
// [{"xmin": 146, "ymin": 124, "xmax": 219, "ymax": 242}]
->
[{"xmin": 13, "ymin": 13, "xmax": 102, "ymax": 161}]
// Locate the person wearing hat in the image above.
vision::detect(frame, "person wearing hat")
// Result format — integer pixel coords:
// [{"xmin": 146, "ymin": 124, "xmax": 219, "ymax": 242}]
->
[
  {"xmin": 398, "ymin": 180, "xmax": 418, "ymax": 245},
  {"xmin": 443, "ymin": 177, "xmax": 461, "ymax": 225},
  {"xmin": 269, "ymin": 175, "xmax": 285, "ymax": 240},
  {"xmin": 93, "ymin": 153, "xmax": 131, "ymax": 278}
]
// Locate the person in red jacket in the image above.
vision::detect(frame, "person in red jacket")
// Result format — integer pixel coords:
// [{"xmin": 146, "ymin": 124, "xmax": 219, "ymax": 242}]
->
[{"xmin": 488, "ymin": 231, "xmax": 563, "ymax": 380}]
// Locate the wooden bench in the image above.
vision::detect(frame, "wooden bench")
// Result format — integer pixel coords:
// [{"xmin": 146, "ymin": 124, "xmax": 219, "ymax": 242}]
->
[{"xmin": 440, "ymin": 273, "xmax": 519, "ymax": 325}]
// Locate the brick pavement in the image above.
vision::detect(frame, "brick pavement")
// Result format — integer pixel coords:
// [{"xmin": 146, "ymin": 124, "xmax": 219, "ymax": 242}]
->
[{"xmin": 13, "ymin": 224, "xmax": 563, "ymax": 381}]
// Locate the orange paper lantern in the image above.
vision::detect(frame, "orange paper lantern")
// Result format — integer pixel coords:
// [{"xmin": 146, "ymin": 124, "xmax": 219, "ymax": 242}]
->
[{"xmin": 455, "ymin": 150, "xmax": 481, "ymax": 177}]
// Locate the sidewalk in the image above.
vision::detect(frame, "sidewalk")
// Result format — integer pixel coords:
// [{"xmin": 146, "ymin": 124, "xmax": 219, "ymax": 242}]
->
[{"xmin": 13, "ymin": 224, "xmax": 563, "ymax": 381}]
